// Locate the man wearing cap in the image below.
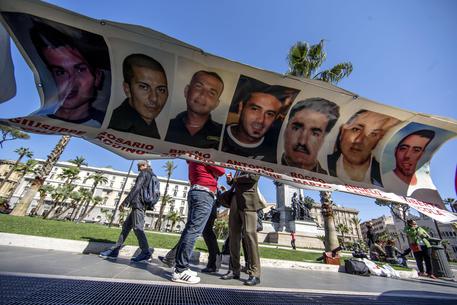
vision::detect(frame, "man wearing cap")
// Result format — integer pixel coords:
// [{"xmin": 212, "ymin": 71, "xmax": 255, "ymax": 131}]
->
[{"xmin": 99, "ymin": 160, "xmax": 155, "ymax": 262}]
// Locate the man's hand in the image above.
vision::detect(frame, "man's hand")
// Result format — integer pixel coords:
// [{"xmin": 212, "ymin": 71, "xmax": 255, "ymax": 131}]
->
[{"xmin": 119, "ymin": 204, "xmax": 125, "ymax": 212}]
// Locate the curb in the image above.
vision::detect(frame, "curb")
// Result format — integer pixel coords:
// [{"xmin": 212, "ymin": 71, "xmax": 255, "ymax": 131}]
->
[{"xmin": 0, "ymin": 232, "xmax": 417, "ymax": 279}]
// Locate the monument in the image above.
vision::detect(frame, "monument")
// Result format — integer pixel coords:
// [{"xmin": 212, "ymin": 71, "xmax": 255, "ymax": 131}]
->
[{"xmin": 260, "ymin": 182, "xmax": 325, "ymax": 249}]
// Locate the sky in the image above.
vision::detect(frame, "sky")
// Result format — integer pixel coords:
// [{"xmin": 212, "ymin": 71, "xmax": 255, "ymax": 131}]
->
[{"xmin": 1, "ymin": 0, "xmax": 456, "ymax": 222}]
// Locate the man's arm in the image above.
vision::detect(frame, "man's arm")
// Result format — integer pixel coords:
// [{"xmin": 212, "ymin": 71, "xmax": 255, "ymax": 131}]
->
[
  {"xmin": 122, "ymin": 171, "xmax": 147, "ymax": 206},
  {"xmin": 206, "ymin": 165, "xmax": 225, "ymax": 179}
]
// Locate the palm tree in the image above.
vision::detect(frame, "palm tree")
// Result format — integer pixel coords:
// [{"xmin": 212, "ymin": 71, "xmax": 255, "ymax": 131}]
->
[
  {"xmin": 7, "ymin": 159, "xmax": 39, "ymax": 205},
  {"xmin": 0, "ymin": 147, "xmax": 33, "ymax": 191},
  {"xmin": 286, "ymin": 40, "xmax": 353, "ymax": 251},
  {"xmin": 351, "ymin": 217, "xmax": 362, "ymax": 240},
  {"xmin": 52, "ymin": 190, "xmax": 83, "ymax": 220},
  {"xmin": 287, "ymin": 40, "xmax": 353, "ymax": 84},
  {"xmin": 77, "ymin": 171, "xmax": 108, "ymax": 222},
  {"xmin": 80, "ymin": 196, "xmax": 103, "ymax": 220},
  {"xmin": 32, "ymin": 184, "xmax": 54, "ymax": 216},
  {"xmin": 443, "ymin": 198, "xmax": 456, "ymax": 213},
  {"xmin": 0, "ymin": 125, "xmax": 30, "ymax": 148},
  {"xmin": 68, "ymin": 156, "xmax": 88, "ymax": 168},
  {"xmin": 166, "ymin": 211, "xmax": 181, "ymax": 232},
  {"xmin": 336, "ymin": 223, "xmax": 350, "ymax": 247},
  {"xmin": 44, "ymin": 184, "xmax": 73, "ymax": 219},
  {"xmin": 155, "ymin": 160, "xmax": 177, "ymax": 230},
  {"xmin": 58, "ymin": 167, "xmax": 81, "ymax": 184},
  {"xmin": 214, "ymin": 219, "xmax": 229, "ymax": 239},
  {"xmin": 11, "ymin": 136, "xmax": 71, "ymax": 216},
  {"xmin": 71, "ymin": 188, "xmax": 91, "ymax": 221}
]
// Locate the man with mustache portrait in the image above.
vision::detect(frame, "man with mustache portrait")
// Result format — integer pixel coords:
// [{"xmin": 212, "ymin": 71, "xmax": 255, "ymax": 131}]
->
[{"xmin": 282, "ymin": 98, "xmax": 340, "ymax": 174}]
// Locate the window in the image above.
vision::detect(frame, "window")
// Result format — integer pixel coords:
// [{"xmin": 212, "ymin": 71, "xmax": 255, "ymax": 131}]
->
[
  {"xmin": 173, "ymin": 190, "xmax": 178, "ymax": 196},
  {"xmin": 179, "ymin": 207, "xmax": 184, "ymax": 215}
]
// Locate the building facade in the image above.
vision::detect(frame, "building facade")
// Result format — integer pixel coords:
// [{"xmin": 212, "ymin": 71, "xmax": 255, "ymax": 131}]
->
[{"xmin": 0, "ymin": 159, "xmax": 190, "ymax": 232}]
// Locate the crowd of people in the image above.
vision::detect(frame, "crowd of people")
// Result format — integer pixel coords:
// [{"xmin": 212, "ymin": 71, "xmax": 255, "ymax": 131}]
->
[
  {"xmin": 365, "ymin": 220, "xmax": 437, "ymax": 279},
  {"xmin": 99, "ymin": 160, "xmax": 265, "ymax": 286}
]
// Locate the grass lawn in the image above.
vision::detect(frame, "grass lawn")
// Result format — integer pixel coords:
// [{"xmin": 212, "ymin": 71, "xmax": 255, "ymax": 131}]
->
[{"xmin": 0, "ymin": 214, "xmax": 321, "ymax": 263}]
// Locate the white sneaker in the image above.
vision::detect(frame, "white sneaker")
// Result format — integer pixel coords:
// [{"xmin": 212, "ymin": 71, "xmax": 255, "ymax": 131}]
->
[
  {"xmin": 171, "ymin": 269, "xmax": 201, "ymax": 284},
  {"xmin": 172, "ymin": 267, "xmax": 197, "ymax": 277}
]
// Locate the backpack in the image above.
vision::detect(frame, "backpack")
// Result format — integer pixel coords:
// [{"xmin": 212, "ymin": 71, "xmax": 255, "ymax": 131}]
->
[
  {"xmin": 345, "ymin": 259, "xmax": 370, "ymax": 276},
  {"xmin": 142, "ymin": 173, "xmax": 160, "ymax": 210}
]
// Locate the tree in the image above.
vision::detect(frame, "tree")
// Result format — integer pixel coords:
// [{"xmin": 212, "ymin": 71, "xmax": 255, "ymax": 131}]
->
[
  {"xmin": 71, "ymin": 188, "xmax": 91, "ymax": 221},
  {"xmin": 336, "ymin": 223, "xmax": 350, "ymax": 247},
  {"xmin": 32, "ymin": 184, "xmax": 54, "ymax": 216},
  {"xmin": 68, "ymin": 156, "xmax": 88, "ymax": 168},
  {"xmin": 286, "ymin": 39, "xmax": 353, "ymax": 251},
  {"xmin": 443, "ymin": 198, "xmax": 456, "ymax": 213},
  {"xmin": 374, "ymin": 199, "xmax": 410, "ymax": 224},
  {"xmin": 11, "ymin": 136, "xmax": 71, "ymax": 216},
  {"xmin": 155, "ymin": 160, "xmax": 177, "ymax": 230},
  {"xmin": 166, "ymin": 211, "xmax": 181, "ymax": 232},
  {"xmin": 7, "ymin": 159, "xmax": 39, "ymax": 208},
  {"xmin": 0, "ymin": 147, "xmax": 33, "ymax": 191},
  {"xmin": 214, "ymin": 219, "xmax": 229, "ymax": 239},
  {"xmin": 44, "ymin": 184, "xmax": 73, "ymax": 219},
  {"xmin": 0, "ymin": 125, "xmax": 29, "ymax": 148},
  {"xmin": 77, "ymin": 171, "xmax": 108, "ymax": 222},
  {"xmin": 287, "ymin": 40, "xmax": 353, "ymax": 84},
  {"xmin": 320, "ymin": 192, "xmax": 339, "ymax": 251},
  {"xmin": 351, "ymin": 217, "xmax": 362, "ymax": 240},
  {"xmin": 80, "ymin": 195, "xmax": 103, "ymax": 220}
]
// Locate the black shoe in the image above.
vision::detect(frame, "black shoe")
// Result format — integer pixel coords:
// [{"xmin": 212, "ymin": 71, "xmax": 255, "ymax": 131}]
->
[
  {"xmin": 220, "ymin": 271, "xmax": 240, "ymax": 280},
  {"xmin": 201, "ymin": 267, "xmax": 218, "ymax": 273},
  {"xmin": 244, "ymin": 276, "xmax": 260, "ymax": 286},
  {"xmin": 131, "ymin": 251, "xmax": 152, "ymax": 263},
  {"xmin": 241, "ymin": 266, "xmax": 248, "ymax": 274},
  {"xmin": 158, "ymin": 256, "xmax": 174, "ymax": 267},
  {"xmin": 99, "ymin": 248, "xmax": 119, "ymax": 259}
]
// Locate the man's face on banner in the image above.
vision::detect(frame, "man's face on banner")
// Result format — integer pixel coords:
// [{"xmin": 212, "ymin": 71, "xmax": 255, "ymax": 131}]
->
[
  {"xmin": 395, "ymin": 134, "xmax": 430, "ymax": 177},
  {"xmin": 237, "ymin": 92, "xmax": 282, "ymax": 143},
  {"xmin": 284, "ymin": 108, "xmax": 328, "ymax": 170},
  {"xmin": 340, "ymin": 111, "xmax": 392, "ymax": 165},
  {"xmin": 43, "ymin": 46, "xmax": 101, "ymax": 111},
  {"xmin": 185, "ymin": 72, "xmax": 223, "ymax": 116},
  {"xmin": 124, "ymin": 65, "xmax": 168, "ymax": 124}
]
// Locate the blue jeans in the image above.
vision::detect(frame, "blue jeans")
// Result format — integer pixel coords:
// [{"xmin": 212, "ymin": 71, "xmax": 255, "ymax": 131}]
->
[{"xmin": 175, "ymin": 189, "xmax": 214, "ymax": 273}]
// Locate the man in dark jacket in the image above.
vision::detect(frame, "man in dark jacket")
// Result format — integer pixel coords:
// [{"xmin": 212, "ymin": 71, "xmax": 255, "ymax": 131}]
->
[
  {"xmin": 99, "ymin": 160, "xmax": 154, "ymax": 262},
  {"xmin": 221, "ymin": 171, "xmax": 266, "ymax": 286}
]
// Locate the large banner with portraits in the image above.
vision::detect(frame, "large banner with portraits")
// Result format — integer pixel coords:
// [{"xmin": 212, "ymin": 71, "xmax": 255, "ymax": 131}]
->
[{"xmin": 1, "ymin": 0, "xmax": 456, "ymax": 223}]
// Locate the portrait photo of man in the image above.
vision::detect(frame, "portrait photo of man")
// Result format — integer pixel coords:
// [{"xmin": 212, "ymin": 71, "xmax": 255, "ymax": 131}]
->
[
  {"xmin": 221, "ymin": 75, "xmax": 299, "ymax": 163},
  {"xmin": 165, "ymin": 70, "xmax": 224, "ymax": 149},
  {"xmin": 282, "ymin": 98, "xmax": 340, "ymax": 174},
  {"xmin": 382, "ymin": 129, "xmax": 435, "ymax": 195},
  {"xmin": 327, "ymin": 109, "xmax": 400, "ymax": 186},
  {"xmin": 2, "ymin": 12, "xmax": 111, "ymax": 127},
  {"xmin": 109, "ymin": 53, "xmax": 168, "ymax": 139}
]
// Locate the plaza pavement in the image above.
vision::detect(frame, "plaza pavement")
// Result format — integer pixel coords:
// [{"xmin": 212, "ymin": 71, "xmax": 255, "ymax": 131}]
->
[{"xmin": 1, "ymin": 240, "xmax": 456, "ymax": 304}]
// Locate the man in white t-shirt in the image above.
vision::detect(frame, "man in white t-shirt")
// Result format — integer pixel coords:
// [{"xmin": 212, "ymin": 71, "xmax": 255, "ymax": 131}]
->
[{"xmin": 383, "ymin": 129, "xmax": 435, "ymax": 195}]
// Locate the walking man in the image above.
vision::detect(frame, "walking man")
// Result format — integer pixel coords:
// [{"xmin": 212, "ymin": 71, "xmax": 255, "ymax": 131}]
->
[
  {"xmin": 171, "ymin": 161, "xmax": 225, "ymax": 284},
  {"xmin": 99, "ymin": 160, "xmax": 155, "ymax": 262}
]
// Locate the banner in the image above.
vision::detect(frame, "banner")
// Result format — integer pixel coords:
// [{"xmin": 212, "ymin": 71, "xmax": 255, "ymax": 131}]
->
[{"xmin": 1, "ymin": 0, "xmax": 456, "ymax": 223}]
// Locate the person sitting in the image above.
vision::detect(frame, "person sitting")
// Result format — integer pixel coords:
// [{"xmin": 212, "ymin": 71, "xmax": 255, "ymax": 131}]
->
[
  {"xmin": 384, "ymin": 239, "xmax": 407, "ymax": 267},
  {"xmin": 369, "ymin": 239, "xmax": 386, "ymax": 261}
]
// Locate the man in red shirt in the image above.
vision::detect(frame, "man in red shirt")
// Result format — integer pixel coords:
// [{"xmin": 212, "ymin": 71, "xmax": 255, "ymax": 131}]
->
[{"xmin": 171, "ymin": 161, "xmax": 225, "ymax": 284}]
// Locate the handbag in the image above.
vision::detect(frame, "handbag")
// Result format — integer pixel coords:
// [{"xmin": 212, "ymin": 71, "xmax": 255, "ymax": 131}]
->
[
  {"xmin": 217, "ymin": 187, "xmax": 234, "ymax": 208},
  {"xmin": 410, "ymin": 243, "xmax": 421, "ymax": 253}
]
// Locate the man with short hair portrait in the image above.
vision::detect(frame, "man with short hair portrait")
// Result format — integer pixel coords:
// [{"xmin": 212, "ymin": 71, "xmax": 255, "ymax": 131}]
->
[
  {"xmin": 282, "ymin": 98, "xmax": 340, "ymax": 174},
  {"xmin": 109, "ymin": 53, "xmax": 168, "ymax": 139},
  {"xmin": 165, "ymin": 70, "xmax": 224, "ymax": 149}
]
